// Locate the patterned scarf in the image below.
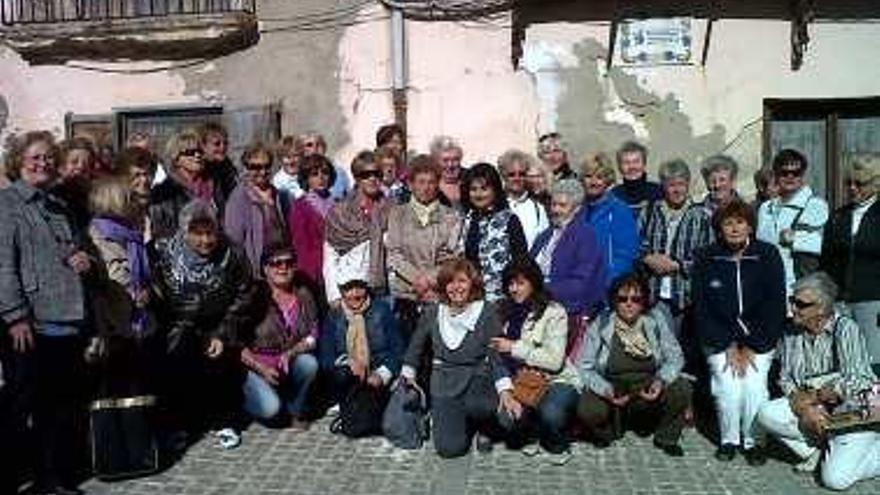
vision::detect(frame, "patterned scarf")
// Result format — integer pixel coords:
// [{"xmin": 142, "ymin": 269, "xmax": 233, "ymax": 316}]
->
[
  {"xmin": 614, "ymin": 315, "xmax": 653, "ymax": 359},
  {"xmin": 343, "ymin": 295, "xmax": 371, "ymax": 368}
]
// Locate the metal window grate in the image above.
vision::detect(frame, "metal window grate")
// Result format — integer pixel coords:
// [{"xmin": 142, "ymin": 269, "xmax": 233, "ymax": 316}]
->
[{"xmin": 1, "ymin": 0, "xmax": 256, "ymax": 25}]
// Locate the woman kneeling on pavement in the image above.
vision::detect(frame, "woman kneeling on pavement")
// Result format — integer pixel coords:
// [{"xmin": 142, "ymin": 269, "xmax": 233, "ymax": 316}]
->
[
  {"xmin": 402, "ymin": 257, "xmax": 521, "ymax": 458},
  {"xmin": 757, "ymin": 272, "xmax": 880, "ymax": 490},
  {"xmin": 240, "ymin": 243, "xmax": 320, "ymax": 430},
  {"xmin": 577, "ymin": 274, "xmax": 692, "ymax": 456},
  {"xmin": 490, "ymin": 258, "xmax": 581, "ymax": 465}
]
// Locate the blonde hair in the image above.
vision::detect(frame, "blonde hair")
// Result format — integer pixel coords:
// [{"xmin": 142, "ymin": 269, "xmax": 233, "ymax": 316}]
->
[
  {"xmin": 580, "ymin": 152, "xmax": 616, "ymax": 185},
  {"xmin": 848, "ymin": 152, "xmax": 880, "ymax": 195},
  {"xmin": 89, "ymin": 175, "xmax": 135, "ymax": 220},
  {"xmin": 165, "ymin": 129, "xmax": 201, "ymax": 169}
]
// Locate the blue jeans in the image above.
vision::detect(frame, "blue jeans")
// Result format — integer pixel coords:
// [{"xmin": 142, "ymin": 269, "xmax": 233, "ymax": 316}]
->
[
  {"xmin": 534, "ymin": 383, "xmax": 579, "ymax": 453},
  {"xmin": 243, "ymin": 353, "xmax": 318, "ymax": 419}
]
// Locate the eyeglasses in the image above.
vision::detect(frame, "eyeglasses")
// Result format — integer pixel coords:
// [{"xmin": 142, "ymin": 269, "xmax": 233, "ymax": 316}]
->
[
  {"xmin": 245, "ymin": 163, "xmax": 272, "ymax": 172},
  {"xmin": 506, "ymin": 171, "xmax": 527, "ymax": 178},
  {"xmin": 309, "ymin": 168, "xmax": 331, "ymax": 177},
  {"xmin": 267, "ymin": 257, "xmax": 295, "ymax": 268},
  {"xmin": 25, "ymin": 153, "xmax": 55, "ymax": 163},
  {"xmin": 178, "ymin": 149, "xmax": 203, "ymax": 159},
  {"xmin": 356, "ymin": 169, "xmax": 382, "ymax": 180},
  {"xmin": 615, "ymin": 294, "xmax": 644, "ymax": 305},
  {"xmin": 789, "ymin": 296, "xmax": 817, "ymax": 309}
]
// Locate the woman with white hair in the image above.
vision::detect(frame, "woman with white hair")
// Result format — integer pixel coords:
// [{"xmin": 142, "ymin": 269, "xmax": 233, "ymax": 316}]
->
[
  {"xmin": 531, "ymin": 179, "xmax": 606, "ymax": 360},
  {"xmin": 429, "ymin": 135, "xmax": 464, "ymax": 207},
  {"xmin": 822, "ymin": 153, "xmax": 880, "ymax": 374},
  {"xmin": 499, "ymin": 149, "xmax": 549, "ymax": 249},
  {"xmin": 757, "ymin": 272, "xmax": 878, "ymax": 490}
]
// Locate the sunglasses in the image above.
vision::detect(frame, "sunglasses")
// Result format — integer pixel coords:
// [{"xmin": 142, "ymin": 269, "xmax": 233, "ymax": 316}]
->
[
  {"xmin": 506, "ymin": 171, "xmax": 527, "ymax": 178},
  {"xmin": 178, "ymin": 148, "xmax": 203, "ymax": 158},
  {"xmin": 356, "ymin": 169, "xmax": 382, "ymax": 180},
  {"xmin": 847, "ymin": 179, "xmax": 868, "ymax": 188},
  {"xmin": 615, "ymin": 294, "xmax": 644, "ymax": 304},
  {"xmin": 789, "ymin": 296, "xmax": 817, "ymax": 309},
  {"xmin": 776, "ymin": 168, "xmax": 804, "ymax": 178},
  {"xmin": 267, "ymin": 257, "xmax": 295, "ymax": 268},
  {"xmin": 309, "ymin": 168, "xmax": 331, "ymax": 177}
]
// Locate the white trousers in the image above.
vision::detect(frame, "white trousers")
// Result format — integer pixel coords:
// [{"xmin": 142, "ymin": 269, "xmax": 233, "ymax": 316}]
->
[
  {"xmin": 757, "ymin": 397, "xmax": 818, "ymax": 459},
  {"xmin": 707, "ymin": 350, "xmax": 774, "ymax": 448},
  {"xmin": 758, "ymin": 397, "xmax": 880, "ymax": 490}
]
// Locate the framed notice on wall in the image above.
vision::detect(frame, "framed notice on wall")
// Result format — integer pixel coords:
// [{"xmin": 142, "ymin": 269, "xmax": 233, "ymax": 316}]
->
[{"xmin": 619, "ymin": 18, "xmax": 693, "ymax": 66}]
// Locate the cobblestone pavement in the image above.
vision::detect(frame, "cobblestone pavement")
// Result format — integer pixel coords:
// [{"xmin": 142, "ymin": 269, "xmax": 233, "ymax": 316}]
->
[{"xmin": 83, "ymin": 417, "xmax": 880, "ymax": 495}]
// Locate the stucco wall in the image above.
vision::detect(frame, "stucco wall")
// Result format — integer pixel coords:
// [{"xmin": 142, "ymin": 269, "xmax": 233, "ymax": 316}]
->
[{"xmin": 2, "ymin": 3, "xmax": 880, "ymax": 195}]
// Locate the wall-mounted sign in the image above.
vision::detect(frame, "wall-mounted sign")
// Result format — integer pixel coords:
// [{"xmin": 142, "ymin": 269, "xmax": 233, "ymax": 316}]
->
[{"xmin": 620, "ymin": 18, "xmax": 693, "ymax": 65}]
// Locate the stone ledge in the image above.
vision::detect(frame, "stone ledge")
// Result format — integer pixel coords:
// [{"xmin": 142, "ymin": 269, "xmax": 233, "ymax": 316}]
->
[{"xmin": 1, "ymin": 12, "xmax": 259, "ymax": 64}]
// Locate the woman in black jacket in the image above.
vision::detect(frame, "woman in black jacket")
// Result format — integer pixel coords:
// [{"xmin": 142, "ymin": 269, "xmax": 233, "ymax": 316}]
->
[
  {"xmin": 692, "ymin": 200, "xmax": 786, "ymax": 465},
  {"xmin": 821, "ymin": 153, "xmax": 880, "ymax": 374}
]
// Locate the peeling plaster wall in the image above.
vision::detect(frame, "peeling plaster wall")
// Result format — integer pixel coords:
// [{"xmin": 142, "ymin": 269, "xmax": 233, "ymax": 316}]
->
[{"xmin": 2, "ymin": 4, "xmax": 880, "ymax": 196}]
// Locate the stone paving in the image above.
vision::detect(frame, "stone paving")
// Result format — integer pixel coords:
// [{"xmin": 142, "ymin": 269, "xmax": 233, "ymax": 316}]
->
[{"xmin": 82, "ymin": 416, "xmax": 880, "ymax": 495}]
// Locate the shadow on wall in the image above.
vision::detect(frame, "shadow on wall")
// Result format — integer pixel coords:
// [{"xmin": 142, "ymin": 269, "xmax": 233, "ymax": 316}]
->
[{"xmin": 555, "ymin": 38, "xmax": 727, "ymax": 177}]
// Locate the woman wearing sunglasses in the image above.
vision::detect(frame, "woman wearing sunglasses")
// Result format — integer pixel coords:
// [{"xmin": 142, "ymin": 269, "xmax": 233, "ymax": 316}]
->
[
  {"xmin": 150, "ymin": 129, "xmax": 230, "ymax": 240},
  {"xmin": 822, "ymin": 153, "xmax": 880, "ymax": 375},
  {"xmin": 757, "ymin": 272, "xmax": 878, "ymax": 489},
  {"xmin": 692, "ymin": 200, "xmax": 786, "ymax": 465},
  {"xmin": 240, "ymin": 244, "xmax": 320, "ymax": 430},
  {"xmin": 224, "ymin": 142, "xmax": 290, "ymax": 276},
  {"xmin": 323, "ymin": 150, "xmax": 391, "ymax": 305},
  {"xmin": 577, "ymin": 274, "xmax": 691, "ymax": 456}
]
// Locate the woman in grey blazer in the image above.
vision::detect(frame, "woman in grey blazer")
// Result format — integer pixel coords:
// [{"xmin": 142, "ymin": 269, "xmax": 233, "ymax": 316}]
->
[{"xmin": 401, "ymin": 257, "xmax": 522, "ymax": 458}]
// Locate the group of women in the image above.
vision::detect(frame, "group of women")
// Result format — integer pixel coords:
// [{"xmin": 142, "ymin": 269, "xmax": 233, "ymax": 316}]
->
[{"xmin": 1, "ymin": 124, "xmax": 879, "ymax": 494}]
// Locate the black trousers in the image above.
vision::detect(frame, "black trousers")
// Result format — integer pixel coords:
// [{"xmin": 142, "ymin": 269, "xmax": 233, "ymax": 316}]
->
[
  {"xmin": 0, "ymin": 334, "xmax": 85, "ymax": 490},
  {"xmin": 161, "ymin": 334, "xmax": 242, "ymax": 434},
  {"xmin": 431, "ymin": 375, "xmax": 504, "ymax": 458}
]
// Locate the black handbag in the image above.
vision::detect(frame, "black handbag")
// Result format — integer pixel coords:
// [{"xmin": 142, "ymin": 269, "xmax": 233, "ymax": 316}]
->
[
  {"xmin": 89, "ymin": 395, "xmax": 159, "ymax": 481},
  {"xmin": 330, "ymin": 384, "xmax": 388, "ymax": 438}
]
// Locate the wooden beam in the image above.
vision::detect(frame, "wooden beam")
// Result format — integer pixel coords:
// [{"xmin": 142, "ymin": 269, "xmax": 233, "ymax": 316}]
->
[
  {"xmin": 701, "ymin": 17, "xmax": 714, "ymax": 66},
  {"xmin": 607, "ymin": 17, "xmax": 619, "ymax": 72}
]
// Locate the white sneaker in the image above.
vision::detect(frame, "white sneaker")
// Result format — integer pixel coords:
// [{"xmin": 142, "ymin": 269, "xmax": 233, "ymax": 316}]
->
[
  {"xmin": 545, "ymin": 449, "xmax": 573, "ymax": 466},
  {"xmin": 793, "ymin": 451, "xmax": 821, "ymax": 473},
  {"xmin": 521, "ymin": 444, "xmax": 541, "ymax": 457},
  {"xmin": 215, "ymin": 428, "xmax": 241, "ymax": 450},
  {"xmin": 327, "ymin": 404, "xmax": 340, "ymax": 416}
]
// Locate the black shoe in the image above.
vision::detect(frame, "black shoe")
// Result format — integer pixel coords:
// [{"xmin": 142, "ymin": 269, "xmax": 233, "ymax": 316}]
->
[
  {"xmin": 39, "ymin": 486, "xmax": 84, "ymax": 495},
  {"xmin": 593, "ymin": 438, "xmax": 612, "ymax": 449},
  {"xmin": 475, "ymin": 433, "xmax": 494, "ymax": 453},
  {"xmin": 743, "ymin": 447, "xmax": 767, "ymax": 466},
  {"xmin": 653, "ymin": 439, "xmax": 684, "ymax": 457},
  {"xmin": 715, "ymin": 443, "xmax": 737, "ymax": 462}
]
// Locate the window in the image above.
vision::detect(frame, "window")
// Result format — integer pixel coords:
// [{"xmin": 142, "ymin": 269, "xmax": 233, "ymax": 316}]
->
[{"xmin": 763, "ymin": 97, "xmax": 880, "ymax": 207}]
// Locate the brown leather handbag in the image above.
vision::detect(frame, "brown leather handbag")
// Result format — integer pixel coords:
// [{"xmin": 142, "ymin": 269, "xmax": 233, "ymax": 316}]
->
[{"xmin": 512, "ymin": 368, "xmax": 550, "ymax": 407}]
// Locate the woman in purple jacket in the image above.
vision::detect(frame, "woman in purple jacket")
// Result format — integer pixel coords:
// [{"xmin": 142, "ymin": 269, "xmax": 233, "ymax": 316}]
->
[{"xmin": 531, "ymin": 179, "xmax": 606, "ymax": 361}]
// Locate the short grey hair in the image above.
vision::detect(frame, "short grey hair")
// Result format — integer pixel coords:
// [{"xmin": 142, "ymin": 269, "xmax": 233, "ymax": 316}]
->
[
  {"xmin": 792, "ymin": 272, "xmax": 839, "ymax": 315},
  {"xmin": 498, "ymin": 149, "xmax": 536, "ymax": 175},
  {"xmin": 700, "ymin": 154, "xmax": 739, "ymax": 183},
  {"xmin": 658, "ymin": 159, "xmax": 691, "ymax": 183},
  {"xmin": 429, "ymin": 135, "xmax": 462, "ymax": 158},
  {"xmin": 179, "ymin": 199, "xmax": 219, "ymax": 233},
  {"xmin": 549, "ymin": 178, "xmax": 585, "ymax": 205}
]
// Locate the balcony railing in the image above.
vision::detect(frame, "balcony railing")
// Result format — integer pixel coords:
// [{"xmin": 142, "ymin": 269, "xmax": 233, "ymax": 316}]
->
[{"xmin": 1, "ymin": 0, "xmax": 256, "ymax": 25}]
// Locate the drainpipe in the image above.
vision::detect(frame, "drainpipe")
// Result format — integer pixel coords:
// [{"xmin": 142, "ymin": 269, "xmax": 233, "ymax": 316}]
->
[{"xmin": 390, "ymin": 7, "xmax": 408, "ymax": 134}]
